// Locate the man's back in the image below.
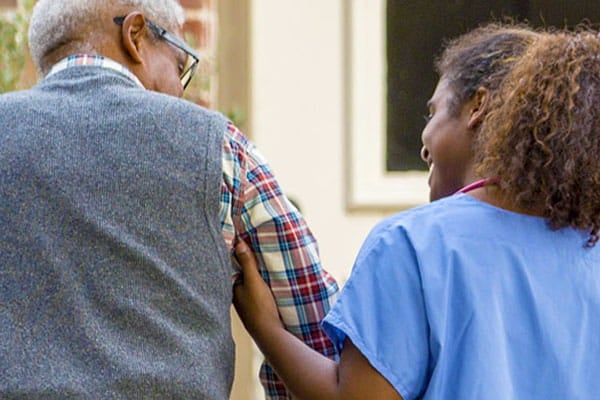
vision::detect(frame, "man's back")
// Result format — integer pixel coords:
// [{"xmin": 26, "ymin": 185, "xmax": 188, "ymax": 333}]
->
[{"xmin": 0, "ymin": 65, "xmax": 234, "ymax": 399}]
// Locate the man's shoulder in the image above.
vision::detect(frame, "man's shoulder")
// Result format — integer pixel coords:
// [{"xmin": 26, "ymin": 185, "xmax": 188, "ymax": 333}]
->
[
  {"xmin": 0, "ymin": 87, "xmax": 38, "ymax": 101},
  {"xmin": 0, "ymin": 87, "xmax": 43, "ymax": 114},
  {"xmin": 153, "ymin": 94, "xmax": 228, "ymax": 129}
]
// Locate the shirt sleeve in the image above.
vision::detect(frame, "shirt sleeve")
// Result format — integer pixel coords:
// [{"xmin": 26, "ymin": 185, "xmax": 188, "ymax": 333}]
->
[
  {"xmin": 322, "ymin": 219, "xmax": 430, "ymax": 400},
  {"xmin": 220, "ymin": 122, "xmax": 340, "ymax": 399}
]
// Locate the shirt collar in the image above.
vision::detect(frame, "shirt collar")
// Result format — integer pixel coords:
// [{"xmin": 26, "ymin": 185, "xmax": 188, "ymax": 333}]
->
[{"xmin": 46, "ymin": 54, "xmax": 145, "ymax": 88}]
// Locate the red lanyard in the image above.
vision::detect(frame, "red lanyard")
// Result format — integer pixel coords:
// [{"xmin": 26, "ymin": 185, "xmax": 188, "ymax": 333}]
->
[{"xmin": 456, "ymin": 177, "xmax": 499, "ymax": 194}]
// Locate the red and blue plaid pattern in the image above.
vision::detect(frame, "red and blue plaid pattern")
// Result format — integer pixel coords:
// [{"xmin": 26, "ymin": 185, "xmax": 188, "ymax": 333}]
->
[
  {"xmin": 222, "ymin": 124, "xmax": 339, "ymax": 398},
  {"xmin": 47, "ymin": 54, "xmax": 144, "ymax": 87}
]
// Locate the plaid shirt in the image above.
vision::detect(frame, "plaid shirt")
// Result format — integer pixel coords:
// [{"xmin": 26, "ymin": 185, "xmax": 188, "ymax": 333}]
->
[
  {"xmin": 48, "ymin": 55, "xmax": 340, "ymax": 399},
  {"xmin": 221, "ymin": 124, "xmax": 339, "ymax": 398}
]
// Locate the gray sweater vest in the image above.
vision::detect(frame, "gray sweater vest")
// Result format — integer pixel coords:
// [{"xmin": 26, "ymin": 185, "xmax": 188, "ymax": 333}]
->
[{"xmin": 0, "ymin": 67, "xmax": 234, "ymax": 399}]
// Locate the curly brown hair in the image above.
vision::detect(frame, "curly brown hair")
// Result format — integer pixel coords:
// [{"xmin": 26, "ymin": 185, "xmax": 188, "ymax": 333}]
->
[
  {"xmin": 436, "ymin": 22, "xmax": 539, "ymax": 116},
  {"xmin": 476, "ymin": 30, "xmax": 600, "ymax": 245}
]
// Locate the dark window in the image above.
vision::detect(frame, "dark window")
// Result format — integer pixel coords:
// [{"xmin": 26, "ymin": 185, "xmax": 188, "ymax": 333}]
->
[{"xmin": 386, "ymin": 0, "xmax": 600, "ymax": 171}]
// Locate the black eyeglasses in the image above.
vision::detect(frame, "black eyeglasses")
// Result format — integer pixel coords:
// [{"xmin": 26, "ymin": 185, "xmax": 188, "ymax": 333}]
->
[{"xmin": 113, "ymin": 16, "xmax": 200, "ymax": 90}]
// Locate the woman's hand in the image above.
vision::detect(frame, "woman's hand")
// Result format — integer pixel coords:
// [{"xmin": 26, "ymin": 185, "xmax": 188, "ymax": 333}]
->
[
  {"xmin": 233, "ymin": 242, "xmax": 402, "ymax": 400},
  {"xmin": 233, "ymin": 241, "xmax": 284, "ymax": 339}
]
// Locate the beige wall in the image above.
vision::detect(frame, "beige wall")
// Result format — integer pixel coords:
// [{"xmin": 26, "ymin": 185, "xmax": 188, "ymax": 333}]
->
[
  {"xmin": 219, "ymin": 1, "xmax": 398, "ymax": 398},
  {"xmin": 248, "ymin": 0, "xmax": 389, "ymax": 281}
]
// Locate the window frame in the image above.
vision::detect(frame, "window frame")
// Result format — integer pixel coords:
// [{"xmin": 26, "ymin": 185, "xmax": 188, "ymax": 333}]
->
[{"xmin": 345, "ymin": 0, "xmax": 428, "ymax": 211}]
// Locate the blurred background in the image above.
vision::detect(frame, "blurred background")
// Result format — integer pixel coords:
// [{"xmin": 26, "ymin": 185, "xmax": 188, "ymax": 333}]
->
[{"xmin": 2, "ymin": 0, "xmax": 597, "ymax": 398}]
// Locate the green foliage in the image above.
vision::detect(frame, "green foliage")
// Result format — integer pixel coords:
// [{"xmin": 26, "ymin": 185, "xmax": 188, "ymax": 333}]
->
[
  {"xmin": 224, "ymin": 107, "xmax": 246, "ymax": 128},
  {"xmin": 0, "ymin": 0, "xmax": 34, "ymax": 93}
]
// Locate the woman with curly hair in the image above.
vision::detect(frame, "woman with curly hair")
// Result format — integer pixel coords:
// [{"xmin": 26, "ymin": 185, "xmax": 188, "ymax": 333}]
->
[
  {"xmin": 422, "ymin": 22, "xmax": 539, "ymax": 201},
  {"xmin": 232, "ymin": 27, "xmax": 600, "ymax": 400},
  {"xmin": 475, "ymin": 30, "xmax": 600, "ymax": 246}
]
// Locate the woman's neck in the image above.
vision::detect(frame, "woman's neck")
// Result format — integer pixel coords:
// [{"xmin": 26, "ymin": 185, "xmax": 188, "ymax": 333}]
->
[{"xmin": 466, "ymin": 183, "xmax": 543, "ymax": 217}]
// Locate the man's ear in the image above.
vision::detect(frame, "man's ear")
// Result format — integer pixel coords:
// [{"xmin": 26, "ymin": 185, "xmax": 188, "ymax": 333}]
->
[
  {"xmin": 467, "ymin": 87, "xmax": 490, "ymax": 129},
  {"xmin": 119, "ymin": 12, "xmax": 148, "ymax": 64}
]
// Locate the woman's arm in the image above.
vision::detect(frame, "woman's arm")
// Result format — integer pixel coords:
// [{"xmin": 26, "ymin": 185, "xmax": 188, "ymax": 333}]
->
[
  {"xmin": 233, "ymin": 241, "xmax": 403, "ymax": 400},
  {"xmin": 221, "ymin": 123, "xmax": 339, "ymax": 397}
]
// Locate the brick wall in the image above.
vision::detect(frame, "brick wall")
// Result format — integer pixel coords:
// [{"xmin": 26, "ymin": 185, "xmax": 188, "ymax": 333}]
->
[
  {"xmin": 3, "ymin": 0, "xmax": 218, "ymax": 106},
  {"xmin": 181, "ymin": 0, "xmax": 217, "ymax": 106}
]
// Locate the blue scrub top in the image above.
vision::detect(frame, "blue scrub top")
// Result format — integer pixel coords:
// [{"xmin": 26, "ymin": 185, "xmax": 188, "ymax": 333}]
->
[{"xmin": 323, "ymin": 194, "xmax": 600, "ymax": 400}]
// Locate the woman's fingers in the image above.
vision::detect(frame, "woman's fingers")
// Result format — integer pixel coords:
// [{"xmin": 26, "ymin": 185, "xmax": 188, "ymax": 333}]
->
[
  {"xmin": 233, "ymin": 240, "xmax": 283, "ymax": 336},
  {"xmin": 234, "ymin": 240, "xmax": 259, "ymax": 278}
]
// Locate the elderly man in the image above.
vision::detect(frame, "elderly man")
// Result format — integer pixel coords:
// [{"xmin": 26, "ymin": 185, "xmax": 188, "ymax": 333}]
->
[{"xmin": 0, "ymin": 0, "xmax": 338, "ymax": 398}]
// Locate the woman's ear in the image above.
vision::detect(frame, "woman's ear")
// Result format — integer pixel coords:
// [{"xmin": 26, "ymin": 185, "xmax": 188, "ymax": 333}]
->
[
  {"xmin": 467, "ymin": 87, "xmax": 490, "ymax": 129},
  {"xmin": 119, "ymin": 12, "xmax": 148, "ymax": 64}
]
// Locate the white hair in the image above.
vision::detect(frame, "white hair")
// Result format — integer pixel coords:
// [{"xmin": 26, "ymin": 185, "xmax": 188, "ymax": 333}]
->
[{"xmin": 29, "ymin": 0, "xmax": 185, "ymax": 75}]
